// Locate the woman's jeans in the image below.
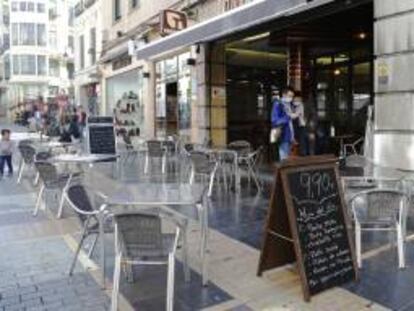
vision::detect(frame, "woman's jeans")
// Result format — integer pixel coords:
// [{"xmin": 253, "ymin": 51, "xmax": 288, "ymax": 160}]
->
[{"xmin": 279, "ymin": 142, "xmax": 291, "ymax": 161}]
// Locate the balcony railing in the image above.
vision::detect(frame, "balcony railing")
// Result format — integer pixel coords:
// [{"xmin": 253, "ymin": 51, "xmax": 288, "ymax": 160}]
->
[
  {"xmin": 223, "ymin": 0, "xmax": 257, "ymax": 12},
  {"xmin": 84, "ymin": 0, "xmax": 95, "ymax": 9},
  {"xmin": 74, "ymin": 1, "xmax": 84, "ymax": 17}
]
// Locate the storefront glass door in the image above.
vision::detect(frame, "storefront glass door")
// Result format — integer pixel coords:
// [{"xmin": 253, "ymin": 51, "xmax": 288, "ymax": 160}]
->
[{"xmin": 155, "ymin": 52, "xmax": 193, "ymax": 138}]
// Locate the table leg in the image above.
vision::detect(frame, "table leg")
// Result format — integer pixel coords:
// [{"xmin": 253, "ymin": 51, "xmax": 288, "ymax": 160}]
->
[
  {"xmin": 98, "ymin": 208, "xmax": 106, "ymax": 289},
  {"xmin": 235, "ymin": 156, "xmax": 241, "ymax": 193},
  {"xmin": 197, "ymin": 202, "xmax": 209, "ymax": 286}
]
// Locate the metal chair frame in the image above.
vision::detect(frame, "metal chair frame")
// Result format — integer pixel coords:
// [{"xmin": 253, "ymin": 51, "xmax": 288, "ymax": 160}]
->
[
  {"xmin": 236, "ymin": 146, "xmax": 263, "ymax": 191},
  {"xmin": 111, "ymin": 210, "xmax": 188, "ymax": 311},
  {"xmin": 144, "ymin": 140, "xmax": 168, "ymax": 174},
  {"xmin": 121, "ymin": 134, "xmax": 139, "ymax": 165},
  {"xmin": 33, "ymin": 161, "xmax": 81, "ymax": 218},
  {"xmin": 17, "ymin": 143, "xmax": 36, "ymax": 184},
  {"xmin": 189, "ymin": 151, "xmax": 219, "ymax": 197},
  {"xmin": 344, "ymin": 137, "xmax": 364, "ymax": 156},
  {"xmin": 349, "ymin": 189, "xmax": 409, "ymax": 269},
  {"xmin": 64, "ymin": 184, "xmax": 110, "ymax": 275}
]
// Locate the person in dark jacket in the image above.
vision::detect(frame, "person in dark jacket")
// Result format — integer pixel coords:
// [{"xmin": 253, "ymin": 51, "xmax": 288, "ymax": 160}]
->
[{"xmin": 271, "ymin": 87, "xmax": 295, "ymax": 160}]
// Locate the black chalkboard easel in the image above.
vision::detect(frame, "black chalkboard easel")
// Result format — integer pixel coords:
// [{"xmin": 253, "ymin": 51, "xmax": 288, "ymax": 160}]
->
[
  {"xmin": 87, "ymin": 117, "xmax": 116, "ymax": 157},
  {"xmin": 257, "ymin": 155, "xmax": 358, "ymax": 301}
]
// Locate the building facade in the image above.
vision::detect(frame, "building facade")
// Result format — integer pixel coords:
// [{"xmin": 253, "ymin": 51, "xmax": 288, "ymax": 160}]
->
[
  {"xmin": 99, "ymin": 0, "xmax": 240, "ymax": 141},
  {"xmin": 0, "ymin": 0, "xmax": 75, "ymax": 116},
  {"xmin": 73, "ymin": 0, "xmax": 102, "ymax": 116}
]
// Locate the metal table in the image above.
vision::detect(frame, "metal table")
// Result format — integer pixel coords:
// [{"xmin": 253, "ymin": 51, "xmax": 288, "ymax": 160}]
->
[
  {"xmin": 99, "ymin": 177, "xmax": 209, "ymax": 287},
  {"xmin": 11, "ymin": 132, "xmax": 47, "ymax": 142},
  {"xmin": 50, "ymin": 153, "xmax": 120, "ymax": 218}
]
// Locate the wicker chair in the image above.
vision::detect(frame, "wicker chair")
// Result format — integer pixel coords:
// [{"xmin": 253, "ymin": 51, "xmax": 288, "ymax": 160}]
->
[
  {"xmin": 237, "ymin": 146, "xmax": 263, "ymax": 191},
  {"xmin": 33, "ymin": 161, "xmax": 80, "ymax": 218},
  {"xmin": 144, "ymin": 140, "xmax": 167, "ymax": 174},
  {"xmin": 17, "ymin": 143, "xmax": 36, "ymax": 184},
  {"xmin": 121, "ymin": 133, "xmax": 138, "ymax": 164},
  {"xmin": 33, "ymin": 151, "xmax": 52, "ymax": 185},
  {"xmin": 111, "ymin": 210, "xmax": 188, "ymax": 311},
  {"xmin": 64, "ymin": 184, "xmax": 111, "ymax": 275},
  {"xmin": 349, "ymin": 189, "xmax": 409, "ymax": 268},
  {"xmin": 189, "ymin": 151, "xmax": 218, "ymax": 197},
  {"xmin": 228, "ymin": 140, "xmax": 252, "ymax": 155}
]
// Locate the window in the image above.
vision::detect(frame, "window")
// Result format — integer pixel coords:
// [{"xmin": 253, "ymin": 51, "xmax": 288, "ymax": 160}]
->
[
  {"xmin": 11, "ymin": 2, "xmax": 18, "ymax": 11},
  {"xmin": 3, "ymin": 34, "xmax": 10, "ymax": 49},
  {"xmin": 68, "ymin": 7, "xmax": 74, "ymax": 26},
  {"xmin": 49, "ymin": 30, "xmax": 57, "ymax": 49},
  {"xmin": 11, "ymin": 23, "xmax": 18, "ymax": 46},
  {"xmin": 37, "ymin": 55, "xmax": 46, "ymax": 75},
  {"xmin": 79, "ymin": 35, "xmax": 84, "ymax": 69},
  {"xmin": 20, "ymin": 55, "xmax": 36, "ymax": 75},
  {"xmin": 12, "ymin": 55, "xmax": 19, "ymax": 75},
  {"xmin": 49, "ymin": 59, "xmax": 60, "ymax": 77},
  {"xmin": 67, "ymin": 63, "xmax": 74, "ymax": 80},
  {"xmin": 4, "ymin": 56, "xmax": 10, "ymax": 80},
  {"xmin": 28, "ymin": 2, "xmax": 35, "ymax": 12},
  {"xmin": 68, "ymin": 35, "xmax": 74, "ymax": 51},
  {"xmin": 131, "ymin": 0, "xmax": 139, "ymax": 9},
  {"xmin": 114, "ymin": 0, "xmax": 121, "ymax": 21},
  {"xmin": 19, "ymin": 1, "xmax": 27, "ymax": 11},
  {"xmin": 90, "ymin": 28, "xmax": 96, "ymax": 65},
  {"xmin": 20, "ymin": 23, "xmax": 36, "ymax": 45},
  {"xmin": 37, "ymin": 24, "xmax": 46, "ymax": 46},
  {"xmin": 37, "ymin": 3, "xmax": 45, "ymax": 13}
]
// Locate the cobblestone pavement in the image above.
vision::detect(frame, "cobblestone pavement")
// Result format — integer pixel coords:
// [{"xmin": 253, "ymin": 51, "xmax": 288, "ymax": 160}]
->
[{"xmin": 0, "ymin": 123, "xmax": 110, "ymax": 311}]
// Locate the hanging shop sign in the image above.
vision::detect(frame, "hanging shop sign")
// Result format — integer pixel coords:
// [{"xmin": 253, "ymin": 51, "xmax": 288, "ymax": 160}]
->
[{"xmin": 160, "ymin": 9, "xmax": 188, "ymax": 36}]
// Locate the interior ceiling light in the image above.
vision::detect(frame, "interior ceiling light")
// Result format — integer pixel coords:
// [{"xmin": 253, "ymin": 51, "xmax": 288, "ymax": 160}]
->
[
  {"xmin": 242, "ymin": 32, "xmax": 270, "ymax": 43},
  {"xmin": 334, "ymin": 69, "xmax": 341, "ymax": 76},
  {"xmin": 358, "ymin": 32, "xmax": 367, "ymax": 40}
]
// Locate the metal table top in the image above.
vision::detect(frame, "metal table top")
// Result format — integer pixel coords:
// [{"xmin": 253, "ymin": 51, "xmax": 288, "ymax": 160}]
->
[
  {"xmin": 105, "ymin": 182, "xmax": 207, "ymax": 206},
  {"xmin": 50, "ymin": 153, "xmax": 119, "ymax": 163}
]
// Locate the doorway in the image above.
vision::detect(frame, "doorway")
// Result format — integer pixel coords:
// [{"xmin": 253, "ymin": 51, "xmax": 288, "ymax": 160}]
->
[
  {"xmin": 222, "ymin": 1, "xmax": 373, "ymax": 160},
  {"xmin": 166, "ymin": 82, "xmax": 178, "ymax": 135}
]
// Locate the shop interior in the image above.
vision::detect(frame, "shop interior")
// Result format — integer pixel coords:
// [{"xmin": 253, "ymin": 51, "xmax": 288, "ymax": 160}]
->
[{"xmin": 224, "ymin": 1, "xmax": 373, "ymax": 159}]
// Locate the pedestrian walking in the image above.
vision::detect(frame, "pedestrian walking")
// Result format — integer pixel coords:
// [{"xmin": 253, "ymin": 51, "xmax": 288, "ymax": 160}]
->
[
  {"xmin": 270, "ymin": 87, "xmax": 295, "ymax": 161},
  {"xmin": 0, "ymin": 129, "xmax": 14, "ymax": 178}
]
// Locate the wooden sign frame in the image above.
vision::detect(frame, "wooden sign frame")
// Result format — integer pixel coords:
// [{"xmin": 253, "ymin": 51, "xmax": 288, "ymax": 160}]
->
[{"xmin": 257, "ymin": 156, "xmax": 358, "ymax": 301}]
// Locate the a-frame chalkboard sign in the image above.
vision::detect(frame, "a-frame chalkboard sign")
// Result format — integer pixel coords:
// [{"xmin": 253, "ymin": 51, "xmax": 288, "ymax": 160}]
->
[
  {"xmin": 258, "ymin": 155, "xmax": 358, "ymax": 301},
  {"xmin": 87, "ymin": 116, "xmax": 116, "ymax": 156}
]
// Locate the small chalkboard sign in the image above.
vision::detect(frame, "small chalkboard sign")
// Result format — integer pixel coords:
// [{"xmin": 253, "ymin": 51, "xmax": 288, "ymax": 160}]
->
[
  {"xmin": 87, "ymin": 117, "xmax": 116, "ymax": 158},
  {"xmin": 258, "ymin": 156, "xmax": 357, "ymax": 301}
]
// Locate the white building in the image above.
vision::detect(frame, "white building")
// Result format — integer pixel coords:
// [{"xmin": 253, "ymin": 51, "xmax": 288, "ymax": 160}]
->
[
  {"xmin": 73, "ymin": 0, "xmax": 102, "ymax": 115},
  {"xmin": 0, "ymin": 0, "xmax": 75, "ymax": 112}
]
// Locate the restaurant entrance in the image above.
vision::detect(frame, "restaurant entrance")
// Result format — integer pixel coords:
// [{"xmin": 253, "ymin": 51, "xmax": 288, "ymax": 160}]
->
[{"xmin": 222, "ymin": 1, "xmax": 373, "ymax": 159}]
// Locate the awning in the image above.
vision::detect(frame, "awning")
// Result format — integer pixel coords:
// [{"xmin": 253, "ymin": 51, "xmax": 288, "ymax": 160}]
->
[
  {"xmin": 100, "ymin": 41, "xmax": 129, "ymax": 63},
  {"xmin": 135, "ymin": 0, "xmax": 335, "ymax": 60}
]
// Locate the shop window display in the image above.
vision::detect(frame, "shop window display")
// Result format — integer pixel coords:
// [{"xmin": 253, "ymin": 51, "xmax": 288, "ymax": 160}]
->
[{"xmin": 106, "ymin": 69, "xmax": 144, "ymax": 138}]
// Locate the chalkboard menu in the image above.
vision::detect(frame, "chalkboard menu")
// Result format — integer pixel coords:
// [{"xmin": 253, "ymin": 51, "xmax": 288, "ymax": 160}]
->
[
  {"xmin": 88, "ymin": 125, "xmax": 116, "ymax": 155},
  {"xmin": 258, "ymin": 156, "xmax": 357, "ymax": 301}
]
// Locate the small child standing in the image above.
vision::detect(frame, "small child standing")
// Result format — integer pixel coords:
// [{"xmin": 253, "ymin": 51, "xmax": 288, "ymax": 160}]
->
[{"xmin": 0, "ymin": 129, "xmax": 14, "ymax": 178}]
